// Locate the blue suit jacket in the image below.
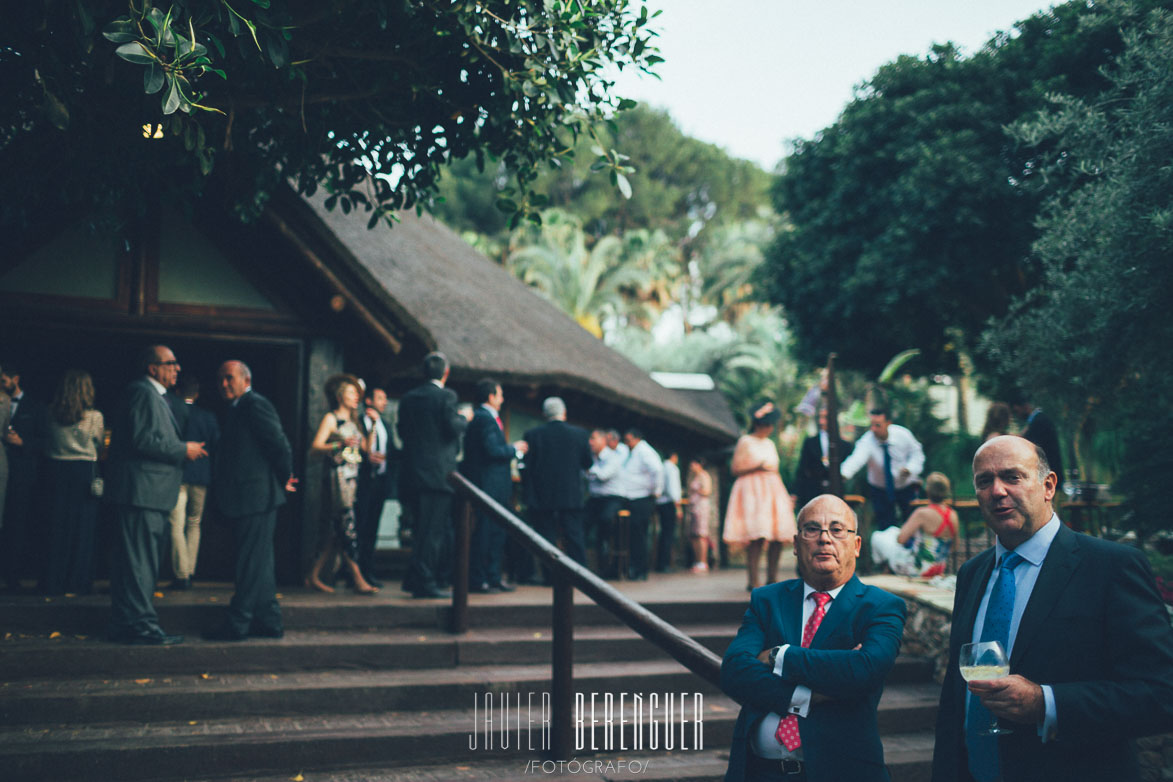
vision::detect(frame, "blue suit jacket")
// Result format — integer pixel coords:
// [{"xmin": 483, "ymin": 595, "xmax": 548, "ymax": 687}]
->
[
  {"xmin": 721, "ymin": 574, "xmax": 906, "ymax": 782},
  {"xmin": 460, "ymin": 407, "xmax": 514, "ymax": 503}
]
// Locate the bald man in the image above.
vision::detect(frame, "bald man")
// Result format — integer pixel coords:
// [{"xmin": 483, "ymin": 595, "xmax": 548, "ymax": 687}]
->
[{"xmin": 721, "ymin": 494, "xmax": 906, "ymax": 781}]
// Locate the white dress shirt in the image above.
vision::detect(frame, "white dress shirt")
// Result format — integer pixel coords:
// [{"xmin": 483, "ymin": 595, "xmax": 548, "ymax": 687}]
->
[
  {"xmin": 751, "ymin": 582, "xmax": 847, "ymax": 759},
  {"xmin": 839, "ymin": 424, "xmax": 924, "ymax": 490},
  {"xmin": 611, "ymin": 439, "xmax": 662, "ymax": 500}
]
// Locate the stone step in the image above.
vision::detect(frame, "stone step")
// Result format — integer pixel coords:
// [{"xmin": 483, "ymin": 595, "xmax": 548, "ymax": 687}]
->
[
  {"xmin": 0, "ymin": 690, "xmax": 938, "ymax": 782},
  {"xmin": 0, "ymin": 587, "xmax": 748, "ymax": 635},
  {"xmin": 0, "ymin": 625, "xmax": 934, "ymax": 683}
]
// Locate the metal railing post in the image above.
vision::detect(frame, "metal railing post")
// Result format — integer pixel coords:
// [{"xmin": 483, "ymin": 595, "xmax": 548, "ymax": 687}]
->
[{"xmin": 551, "ymin": 573, "xmax": 574, "ymax": 760}]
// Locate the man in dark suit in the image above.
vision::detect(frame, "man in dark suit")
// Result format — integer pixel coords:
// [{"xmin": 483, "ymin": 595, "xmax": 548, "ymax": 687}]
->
[
  {"xmin": 721, "ymin": 494, "xmax": 907, "ymax": 782},
  {"xmin": 931, "ymin": 435, "xmax": 1173, "ymax": 782},
  {"xmin": 523, "ymin": 397, "xmax": 593, "ymax": 573},
  {"xmin": 106, "ymin": 345, "xmax": 207, "ymax": 645},
  {"xmin": 793, "ymin": 408, "xmax": 853, "ymax": 508},
  {"xmin": 168, "ymin": 376, "xmax": 220, "ymax": 591},
  {"xmin": 397, "ymin": 352, "xmax": 470, "ymax": 599},
  {"xmin": 0, "ymin": 361, "xmax": 47, "ymax": 592},
  {"xmin": 461, "ymin": 378, "xmax": 526, "ymax": 593},
  {"xmin": 203, "ymin": 360, "xmax": 295, "ymax": 641},
  {"xmin": 355, "ymin": 386, "xmax": 392, "ymax": 588}
]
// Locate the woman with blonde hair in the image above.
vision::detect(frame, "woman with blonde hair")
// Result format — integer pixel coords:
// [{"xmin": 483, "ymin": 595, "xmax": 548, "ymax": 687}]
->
[
  {"xmin": 871, "ymin": 471, "xmax": 957, "ymax": 577},
  {"xmin": 722, "ymin": 402, "xmax": 796, "ymax": 590},
  {"xmin": 306, "ymin": 374, "xmax": 378, "ymax": 594},
  {"xmin": 43, "ymin": 369, "xmax": 105, "ymax": 595}
]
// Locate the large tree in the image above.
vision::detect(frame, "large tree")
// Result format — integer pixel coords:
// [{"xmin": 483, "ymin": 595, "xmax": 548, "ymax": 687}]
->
[
  {"xmin": 984, "ymin": 7, "xmax": 1173, "ymax": 534},
  {"xmin": 761, "ymin": 0, "xmax": 1163, "ymax": 374},
  {"xmin": 1, "ymin": 0, "xmax": 660, "ymax": 232}
]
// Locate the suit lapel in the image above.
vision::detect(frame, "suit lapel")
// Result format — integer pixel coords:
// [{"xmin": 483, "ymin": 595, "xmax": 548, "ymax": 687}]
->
[
  {"xmin": 778, "ymin": 580, "xmax": 805, "ymax": 644},
  {"xmin": 956, "ymin": 548, "xmax": 996, "ymax": 640},
  {"xmin": 1010, "ymin": 525, "xmax": 1081, "ymax": 668},
  {"xmin": 810, "ymin": 574, "xmax": 861, "ymax": 647}
]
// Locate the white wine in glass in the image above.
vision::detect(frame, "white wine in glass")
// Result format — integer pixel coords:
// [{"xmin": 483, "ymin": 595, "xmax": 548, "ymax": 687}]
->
[{"xmin": 959, "ymin": 640, "xmax": 1013, "ymax": 735}]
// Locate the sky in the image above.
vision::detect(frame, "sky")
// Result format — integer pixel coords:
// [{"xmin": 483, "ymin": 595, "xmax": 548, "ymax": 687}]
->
[{"xmin": 610, "ymin": 0, "xmax": 1057, "ymax": 170}]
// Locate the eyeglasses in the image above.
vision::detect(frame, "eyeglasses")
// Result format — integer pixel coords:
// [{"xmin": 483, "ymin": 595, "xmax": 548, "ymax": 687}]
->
[
  {"xmin": 152, "ymin": 360, "xmax": 180, "ymax": 366},
  {"xmin": 799, "ymin": 523, "xmax": 857, "ymax": 540}
]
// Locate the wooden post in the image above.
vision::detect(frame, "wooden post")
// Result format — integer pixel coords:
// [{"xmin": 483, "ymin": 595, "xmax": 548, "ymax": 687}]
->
[
  {"xmin": 450, "ymin": 498, "xmax": 472, "ymax": 634},
  {"xmin": 824, "ymin": 353, "xmax": 844, "ymax": 498},
  {"xmin": 551, "ymin": 573, "xmax": 574, "ymax": 760}
]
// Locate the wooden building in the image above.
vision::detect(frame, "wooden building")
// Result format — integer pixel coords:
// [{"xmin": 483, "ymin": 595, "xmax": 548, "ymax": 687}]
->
[{"xmin": 0, "ymin": 186, "xmax": 739, "ymax": 583}]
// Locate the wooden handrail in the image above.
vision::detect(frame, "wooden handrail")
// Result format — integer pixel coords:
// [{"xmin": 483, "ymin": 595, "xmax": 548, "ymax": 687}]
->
[{"xmin": 447, "ymin": 471, "xmax": 723, "ymax": 685}]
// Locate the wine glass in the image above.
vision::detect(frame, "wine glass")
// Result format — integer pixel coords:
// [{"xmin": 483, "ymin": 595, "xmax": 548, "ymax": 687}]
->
[{"xmin": 959, "ymin": 640, "xmax": 1013, "ymax": 735}]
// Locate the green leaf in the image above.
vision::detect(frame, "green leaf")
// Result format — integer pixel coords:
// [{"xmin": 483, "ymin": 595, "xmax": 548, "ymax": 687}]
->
[
  {"xmin": 43, "ymin": 90, "xmax": 70, "ymax": 130},
  {"xmin": 144, "ymin": 62, "xmax": 165, "ymax": 94},
  {"xmin": 616, "ymin": 98, "xmax": 638, "ymax": 111},
  {"xmin": 250, "ymin": 0, "xmax": 272, "ymax": 7},
  {"xmin": 101, "ymin": 19, "xmax": 138, "ymax": 43},
  {"xmin": 115, "ymin": 42, "xmax": 156, "ymax": 66},
  {"xmin": 162, "ymin": 76, "xmax": 183, "ymax": 115},
  {"xmin": 615, "ymin": 172, "xmax": 632, "ymax": 199},
  {"xmin": 496, "ymin": 198, "xmax": 519, "ymax": 213}
]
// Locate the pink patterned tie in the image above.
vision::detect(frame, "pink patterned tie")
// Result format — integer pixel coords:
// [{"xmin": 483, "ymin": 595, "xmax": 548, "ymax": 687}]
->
[{"xmin": 775, "ymin": 592, "xmax": 832, "ymax": 751}]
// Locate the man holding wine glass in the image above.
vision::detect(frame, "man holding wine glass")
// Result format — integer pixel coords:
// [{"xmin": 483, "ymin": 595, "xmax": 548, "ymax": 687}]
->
[{"xmin": 931, "ymin": 435, "xmax": 1173, "ymax": 782}]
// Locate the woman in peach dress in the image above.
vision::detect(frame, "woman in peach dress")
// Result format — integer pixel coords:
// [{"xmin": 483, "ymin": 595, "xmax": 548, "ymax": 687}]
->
[{"xmin": 722, "ymin": 402, "xmax": 796, "ymax": 590}]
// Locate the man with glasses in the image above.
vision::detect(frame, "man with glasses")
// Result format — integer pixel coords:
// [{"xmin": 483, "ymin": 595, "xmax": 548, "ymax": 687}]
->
[
  {"xmin": 721, "ymin": 494, "xmax": 906, "ymax": 781},
  {"xmin": 106, "ymin": 345, "xmax": 207, "ymax": 645}
]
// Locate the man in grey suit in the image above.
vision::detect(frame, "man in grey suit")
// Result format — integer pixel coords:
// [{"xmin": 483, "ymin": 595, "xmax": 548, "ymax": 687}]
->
[
  {"xmin": 204, "ymin": 360, "xmax": 295, "ymax": 641},
  {"xmin": 106, "ymin": 345, "xmax": 207, "ymax": 645}
]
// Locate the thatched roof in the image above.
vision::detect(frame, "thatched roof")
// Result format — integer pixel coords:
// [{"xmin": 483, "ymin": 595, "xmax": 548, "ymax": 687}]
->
[{"xmin": 277, "ymin": 190, "xmax": 739, "ymax": 445}]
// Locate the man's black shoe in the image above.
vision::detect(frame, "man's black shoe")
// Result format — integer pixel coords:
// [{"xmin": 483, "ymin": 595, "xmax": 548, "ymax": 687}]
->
[
  {"xmin": 119, "ymin": 633, "xmax": 184, "ymax": 646},
  {"xmin": 250, "ymin": 626, "xmax": 285, "ymax": 639},
  {"xmin": 491, "ymin": 581, "xmax": 516, "ymax": 593},
  {"xmin": 412, "ymin": 587, "xmax": 452, "ymax": 599},
  {"xmin": 202, "ymin": 627, "xmax": 248, "ymax": 642},
  {"xmin": 169, "ymin": 577, "xmax": 192, "ymax": 591}
]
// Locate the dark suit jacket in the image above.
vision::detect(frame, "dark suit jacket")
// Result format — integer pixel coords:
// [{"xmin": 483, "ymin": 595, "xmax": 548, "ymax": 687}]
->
[
  {"xmin": 181, "ymin": 403, "xmax": 219, "ymax": 486},
  {"xmin": 794, "ymin": 432, "xmax": 854, "ymax": 507},
  {"xmin": 397, "ymin": 381, "xmax": 468, "ymax": 495},
  {"xmin": 522, "ymin": 420, "xmax": 592, "ymax": 511},
  {"xmin": 721, "ymin": 575, "xmax": 906, "ymax": 782},
  {"xmin": 460, "ymin": 407, "xmax": 514, "ymax": 503},
  {"xmin": 931, "ymin": 524, "xmax": 1173, "ymax": 782},
  {"xmin": 212, "ymin": 390, "xmax": 292, "ymax": 517},
  {"xmin": 106, "ymin": 377, "xmax": 187, "ymax": 512},
  {"xmin": 5, "ymin": 393, "xmax": 46, "ymax": 472}
]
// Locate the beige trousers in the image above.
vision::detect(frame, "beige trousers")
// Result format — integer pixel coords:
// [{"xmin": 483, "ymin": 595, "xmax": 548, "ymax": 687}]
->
[{"xmin": 169, "ymin": 484, "xmax": 207, "ymax": 579}]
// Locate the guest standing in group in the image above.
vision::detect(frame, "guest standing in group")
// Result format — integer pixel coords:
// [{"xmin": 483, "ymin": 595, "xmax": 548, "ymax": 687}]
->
[
  {"xmin": 523, "ymin": 397, "xmax": 593, "ymax": 575},
  {"xmin": 204, "ymin": 360, "xmax": 296, "ymax": 641},
  {"xmin": 306, "ymin": 374, "xmax": 378, "ymax": 594},
  {"xmin": 355, "ymin": 386, "xmax": 392, "ymax": 589},
  {"xmin": 42, "ymin": 369, "xmax": 104, "ymax": 595},
  {"xmin": 398, "ymin": 352, "xmax": 471, "ymax": 598},
  {"xmin": 840, "ymin": 408, "xmax": 925, "ymax": 530},
  {"xmin": 687, "ymin": 457, "xmax": 714, "ymax": 574},
  {"xmin": 1, "ymin": 361, "xmax": 47, "ymax": 592},
  {"xmin": 723, "ymin": 402, "xmax": 796, "ymax": 591},
  {"xmin": 168, "ymin": 376, "xmax": 219, "ymax": 591},
  {"xmin": 655, "ymin": 452, "xmax": 683, "ymax": 572},
  {"xmin": 612, "ymin": 427, "xmax": 662, "ymax": 581},
  {"xmin": 586, "ymin": 428, "xmax": 625, "ymax": 578},
  {"xmin": 106, "ymin": 345, "xmax": 206, "ymax": 645}
]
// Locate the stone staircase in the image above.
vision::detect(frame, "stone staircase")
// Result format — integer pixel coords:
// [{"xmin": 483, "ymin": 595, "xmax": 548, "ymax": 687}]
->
[{"xmin": 0, "ymin": 573, "xmax": 939, "ymax": 781}]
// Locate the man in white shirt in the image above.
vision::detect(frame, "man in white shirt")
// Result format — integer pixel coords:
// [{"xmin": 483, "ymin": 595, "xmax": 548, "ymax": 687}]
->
[
  {"xmin": 654, "ymin": 452, "xmax": 683, "ymax": 572},
  {"xmin": 611, "ymin": 428, "xmax": 662, "ymax": 580},
  {"xmin": 839, "ymin": 408, "xmax": 924, "ymax": 529},
  {"xmin": 586, "ymin": 428, "xmax": 624, "ymax": 579},
  {"xmin": 355, "ymin": 387, "xmax": 392, "ymax": 589}
]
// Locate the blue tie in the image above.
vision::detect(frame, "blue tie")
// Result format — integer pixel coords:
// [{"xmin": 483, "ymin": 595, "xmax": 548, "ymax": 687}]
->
[
  {"xmin": 881, "ymin": 441, "xmax": 896, "ymax": 501},
  {"xmin": 966, "ymin": 552, "xmax": 1024, "ymax": 782}
]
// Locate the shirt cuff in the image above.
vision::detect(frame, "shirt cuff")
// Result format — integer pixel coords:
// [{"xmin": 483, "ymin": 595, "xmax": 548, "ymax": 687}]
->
[
  {"xmin": 1039, "ymin": 685, "xmax": 1057, "ymax": 742},
  {"xmin": 776, "ymin": 645, "xmax": 813, "ymax": 718}
]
